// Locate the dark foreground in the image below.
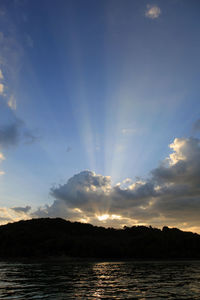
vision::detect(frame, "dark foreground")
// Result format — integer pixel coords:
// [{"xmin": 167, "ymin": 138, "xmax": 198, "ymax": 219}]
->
[
  {"xmin": 0, "ymin": 218, "xmax": 200, "ymax": 259},
  {"xmin": 0, "ymin": 260, "xmax": 200, "ymax": 299}
]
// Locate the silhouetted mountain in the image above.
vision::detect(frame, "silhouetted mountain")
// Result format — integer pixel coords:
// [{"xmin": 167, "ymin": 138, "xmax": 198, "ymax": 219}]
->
[{"xmin": 0, "ymin": 218, "xmax": 200, "ymax": 259}]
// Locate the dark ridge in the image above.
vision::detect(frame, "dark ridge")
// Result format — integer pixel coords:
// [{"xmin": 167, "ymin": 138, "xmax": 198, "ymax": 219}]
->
[{"xmin": 0, "ymin": 218, "xmax": 200, "ymax": 260}]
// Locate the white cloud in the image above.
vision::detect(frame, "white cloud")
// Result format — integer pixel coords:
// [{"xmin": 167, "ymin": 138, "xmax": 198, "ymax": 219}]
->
[
  {"xmin": 0, "ymin": 153, "xmax": 5, "ymax": 161},
  {"xmin": 0, "ymin": 83, "xmax": 4, "ymax": 94},
  {"xmin": 145, "ymin": 5, "xmax": 161, "ymax": 19},
  {"xmin": 0, "ymin": 69, "xmax": 3, "ymax": 80},
  {"xmin": 7, "ymin": 95, "xmax": 17, "ymax": 110}
]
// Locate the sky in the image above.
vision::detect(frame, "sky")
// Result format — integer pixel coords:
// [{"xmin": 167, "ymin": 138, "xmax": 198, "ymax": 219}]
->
[{"xmin": 0, "ymin": 0, "xmax": 200, "ymax": 232}]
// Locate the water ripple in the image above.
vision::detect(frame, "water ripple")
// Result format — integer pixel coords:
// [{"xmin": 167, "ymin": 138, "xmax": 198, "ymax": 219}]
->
[{"xmin": 0, "ymin": 261, "xmax": 200, "ymax": 299}]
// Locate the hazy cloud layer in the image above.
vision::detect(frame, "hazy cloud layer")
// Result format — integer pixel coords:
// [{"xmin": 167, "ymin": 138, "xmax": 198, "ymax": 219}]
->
[{"xmin": 0, "ymin": 207, "xmax": 31, "ymax": 225}]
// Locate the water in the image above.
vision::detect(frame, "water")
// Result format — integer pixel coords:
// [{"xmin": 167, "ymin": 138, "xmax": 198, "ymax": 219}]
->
[{"xmin": 0, "ymin": 260, "xmax": 200, "ymax": 299}]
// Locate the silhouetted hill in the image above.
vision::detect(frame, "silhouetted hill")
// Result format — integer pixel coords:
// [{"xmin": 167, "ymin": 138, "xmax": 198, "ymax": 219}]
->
[{"xmin": 0, "ymin": 218, "xmax": 200, "ymax": 259}]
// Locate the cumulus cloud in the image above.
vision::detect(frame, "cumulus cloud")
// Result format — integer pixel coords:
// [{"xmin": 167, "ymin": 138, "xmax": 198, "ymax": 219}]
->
[
  {"xmin": 145, "ymin": 5, "xmax": 161, "ymax": 19},
  {"xmin": 1, "ymin": 134, "xmax": 200, "ymax": 231},
  {"xmin": 31, "ymin": 136, "xmax": 200, "ymax": 232},
  {"xmin": 50, "ymin": 171, "xmax": 111, "ymax": 211},
  {"xmin": 33, "ymin": 171, "xmax": 161, "ymax": 226},
  {"xmin": 152, "ymin": 137, "xmax": 200, "ymax": 185}
]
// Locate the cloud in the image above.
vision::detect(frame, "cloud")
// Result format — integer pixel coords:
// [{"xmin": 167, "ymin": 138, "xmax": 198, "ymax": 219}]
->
[
  {"xmin": 0, "ymin": 102, "xmax": 38, "ymax": 179},
  {"xmin": 0, "ymin": 153, "xmax": 5, "ymax": 161},
  {"xmin": 0, "ymin": 83, "xmax": 4, "ymax": 94},
  {"xmin": 0, "ymin": 207, "xmax": 31, "ymax": 225},
  {"xmin": 152, "ymin": 137, "xmax": 200, "ymax": 185},
  {"xmin": 11, "ymin": 205, "xmax": 31, "ymax": 213},
  {"xmin": 7, "ymin": 95, "xmax": 17, "ymax": 110},
  {"xmin": 0, "ymin": 119, "xmax": 38, "ymax": 154},
  {"xmin": 0, "ymin": 70, "xmax": 3, "ymax": 80},
  {"xmin": 0, "ymin": 103, "xmax": 38, "ymax": 149},
  {"xmin": 50, "ymin": 170, "xmax": 111, "ymax": 209},
  {"xmin": 34, "ymin": 170, "xmax": 156, "ymax": 226},
  {"xmin": 0, "ymin": 152, "xmax": 5, "ymax": 175},
  {"xmin": 145, "ymin": 5, "xmax": 161, "ymax": 19},
  {"xmin": 1, "ymin": 130, "xmax": 200, "ymax": 231},
  {"xmin": 0, "ymin": 120, "xmax": 23, "ymax": 149},
  {"xmin": 32, "ymin": 136, "xmax": 200, "ymax": 232},
  {"xmin": 0, "ymin": 10, "xmax": 24, "ymax": 109}
]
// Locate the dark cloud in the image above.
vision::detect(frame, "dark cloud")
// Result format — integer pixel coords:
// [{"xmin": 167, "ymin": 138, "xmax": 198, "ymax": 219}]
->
[
  {"xmin": 50, "ymin": 170, "xmax": 111, "ymax": 209},
  {"xmin": 11, "ymin": 205, "xmax": 31, "ymax": 213},
  {"xmin": 0, "ymin": 120, "xmax": 38, "ymax": 149},
  {"xmin": 0, "ymin": 102, "xmax": 38, "ymax": 149},
  {"xmin": 33, "ymin": 137, "xmax": 200, "ymax": 231},
  {"xmin": 0, "ymin": 120, "xmax": 22, "ymax": 148}
]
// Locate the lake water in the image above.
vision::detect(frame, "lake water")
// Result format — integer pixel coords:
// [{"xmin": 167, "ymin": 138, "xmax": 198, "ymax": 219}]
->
[{"xmin": 0, "ymin": 260, "xmax": 200, "ymax": 299}]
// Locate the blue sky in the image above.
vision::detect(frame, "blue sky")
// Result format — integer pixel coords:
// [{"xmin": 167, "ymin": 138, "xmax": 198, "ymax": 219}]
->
[{"xmin": 0, "ymin": 0, "xmax": 200, "ymax": 232}]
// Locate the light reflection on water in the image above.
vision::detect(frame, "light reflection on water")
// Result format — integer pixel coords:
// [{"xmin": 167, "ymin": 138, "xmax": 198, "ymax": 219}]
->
[{"xmin": 0, "ymin": 260, "xmax": 200, "ymax": 299}]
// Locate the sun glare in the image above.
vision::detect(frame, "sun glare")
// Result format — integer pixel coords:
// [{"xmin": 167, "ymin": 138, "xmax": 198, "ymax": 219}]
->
[
  {"xmin": 97, "ymin": 214, "xmax": 109, "ymax": 221},
  {"xmin": 96, "ymin": 214, "xmax": 122, "ymax": 221}
]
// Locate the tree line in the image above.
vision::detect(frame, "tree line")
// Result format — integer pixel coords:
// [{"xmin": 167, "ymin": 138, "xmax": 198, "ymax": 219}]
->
[{"xmin": 0, "ymin": 218, "xmax": 200, "ymax": 259}]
